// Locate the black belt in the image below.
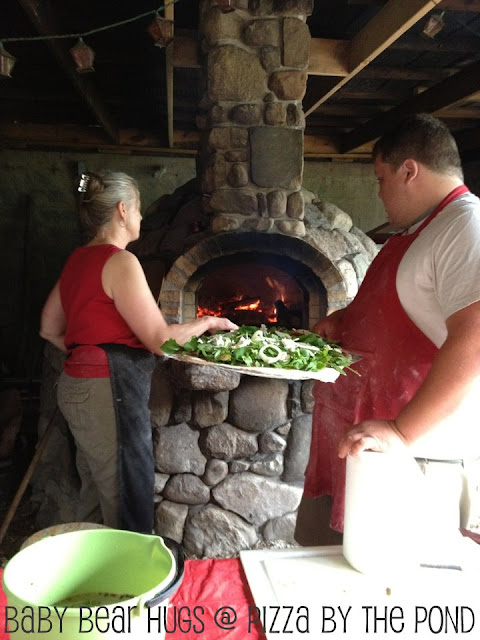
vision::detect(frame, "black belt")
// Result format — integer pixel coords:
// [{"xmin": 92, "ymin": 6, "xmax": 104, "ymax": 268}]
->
[{"xmin": 415, "ymin": 457, "xmax": 464, "ymax": 467}]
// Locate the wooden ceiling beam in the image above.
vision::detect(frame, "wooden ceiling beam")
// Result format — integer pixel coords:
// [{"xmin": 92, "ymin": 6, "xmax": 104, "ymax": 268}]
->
[
  {"xmin": 0, "ymin": 122, "xmax": 373, "ymax": 159},
  {"xmin": 434, "ymin": 107, "xmax": 480, "ymax": 118},
  {"xmin": 164, "ymin": 2, "xmax": 175, "ymax": 148},
  {"xmin": 348, "ymin": 0, "xmax": 480, "ymax": 8},
  {"xmin": 307, "ymin": 103, "xmax": 385, "ymax": 117},
  {"xmin": 170, "ymin": 31, "xmax": 459, "ymax": 82},
  {"xmin": 339, "ymin": 59, "xmax": 480, "ymax": 152},
  {"xmin": 330, "ymin": 88, "xmax": 408, "ymax": 101},
  {"xmin": 438, "ymin": 0, "xmax": 480, "ymax": 11},
  {"xmin": 455, "ymin": 90, "xmax": 480, "ymax": 103},
  {"xmin": 174, "ymin": 31, "xmax": 353, "ymax": 77},
  {"xmin": 454, "ymin": 125, "xmax": 480, "ymax": 153},
  {"xmin": 173, "ymin": 30, "xmax": 201, "ymax": 68},
  {"xmin": 16, "ymin": 0, "xmax": 119, "ymax": 144},
  {"xmin": 359, "ymin": 66, "xmax": 455, "ymax": 81},
  {"xmin": 0, "ymin": 122, "xmax": 113, "ymax": 146},
  {"xmin": 307, "ymin": 39, "xmax": 349, "ymax": 76},
  {"xmin": 391, "ymin": 33, "xmax": 480, "ymax": 52},
  {"xmin": 304, "ymin": 0, "xmax": 440, "ymax": 117}
]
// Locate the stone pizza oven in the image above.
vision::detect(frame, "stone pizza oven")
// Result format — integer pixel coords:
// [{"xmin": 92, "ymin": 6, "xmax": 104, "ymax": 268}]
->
[{"xmin": 33, "ymin": 0, "xmax": 377, "ymax": 558}]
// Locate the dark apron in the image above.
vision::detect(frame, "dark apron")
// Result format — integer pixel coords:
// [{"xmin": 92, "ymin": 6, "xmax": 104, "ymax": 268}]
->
[{"xmin": 99, "ymin": 343, "xmax": 157, "ymax": 534}]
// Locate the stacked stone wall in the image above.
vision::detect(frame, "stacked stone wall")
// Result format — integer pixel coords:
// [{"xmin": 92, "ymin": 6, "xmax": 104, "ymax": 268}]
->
[
  {"xmin": 151, "ymin": 358, "xmax": 315, "ymax": 557},
  {"xmin": 197, "ymin": 0, "xmax": 314, "ymax": 237}
]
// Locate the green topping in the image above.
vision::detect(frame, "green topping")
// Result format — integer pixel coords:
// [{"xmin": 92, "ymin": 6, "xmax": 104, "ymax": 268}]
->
[{"xmin": 161, "ymin": 325, "xmax": 356, "ymax": 376}]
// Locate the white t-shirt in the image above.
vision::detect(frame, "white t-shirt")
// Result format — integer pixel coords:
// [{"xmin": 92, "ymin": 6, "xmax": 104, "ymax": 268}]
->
[
  {"xmin": 397, "ymin": 192, "xmax": 480, "ymax": 347},
  {"xmin": 395, "ymin": 192, "xmax": 480, "ymax": 459}
]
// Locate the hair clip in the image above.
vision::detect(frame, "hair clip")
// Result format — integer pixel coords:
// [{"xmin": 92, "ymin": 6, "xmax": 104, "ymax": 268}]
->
[{"xmin": 78, "ymin": 173, "xmax": 90, "ymax": 193}]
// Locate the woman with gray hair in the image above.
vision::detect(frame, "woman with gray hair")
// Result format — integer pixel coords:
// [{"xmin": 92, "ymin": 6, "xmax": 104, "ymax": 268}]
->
[{"xmin": 40, "ymin": 171, "xmax": 237, "ymax": 533}]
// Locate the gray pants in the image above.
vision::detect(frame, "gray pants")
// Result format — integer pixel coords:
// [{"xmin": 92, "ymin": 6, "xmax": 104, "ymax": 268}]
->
[{"xmin": 57, "ymin": 372, "xmax": 119, "ymax": 528}]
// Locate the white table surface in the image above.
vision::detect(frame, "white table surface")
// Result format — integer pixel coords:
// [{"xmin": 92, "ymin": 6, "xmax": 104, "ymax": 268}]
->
[{"xmin": 240, "ymin": 542, "xmax": 480, "ymax": 639}]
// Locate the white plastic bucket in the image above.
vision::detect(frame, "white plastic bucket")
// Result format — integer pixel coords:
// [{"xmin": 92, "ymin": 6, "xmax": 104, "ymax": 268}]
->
[{"xmin": 343, "ymin": 451, "xmax": 426, "ymax": 574}]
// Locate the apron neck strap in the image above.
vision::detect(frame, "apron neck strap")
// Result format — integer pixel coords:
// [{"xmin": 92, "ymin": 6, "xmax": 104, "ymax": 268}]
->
[{"xmin": 416, "ymin": 184, "xmax": 469, "ymax": 234}]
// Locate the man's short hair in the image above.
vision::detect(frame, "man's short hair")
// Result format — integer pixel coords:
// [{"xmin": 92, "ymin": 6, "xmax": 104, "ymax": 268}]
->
[{"xmin": 372, "ymin": 113, "xmax": 463, "ymax": 179}]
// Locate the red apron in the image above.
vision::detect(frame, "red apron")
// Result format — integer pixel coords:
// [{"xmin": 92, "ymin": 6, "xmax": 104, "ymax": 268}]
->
[{"xmin": 304, "ymin": 185, "xmax": 469, "ymax": 531}]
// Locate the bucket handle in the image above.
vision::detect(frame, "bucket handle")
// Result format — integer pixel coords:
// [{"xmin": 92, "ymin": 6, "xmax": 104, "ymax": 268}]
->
[{"xmin": 145, "ymin": 536, "xmax": 185, "ymax": 608}]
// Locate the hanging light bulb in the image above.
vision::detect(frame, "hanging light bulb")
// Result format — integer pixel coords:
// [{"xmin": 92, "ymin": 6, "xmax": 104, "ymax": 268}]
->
[
  {"xmin": 422, "ymin": 11, "xmax": 445, "ymax": 39},
  {"xmin": 70, "ymin": 37, "xmax": 95, "ymax": 73},
  {"xmin": 218, "ymin": 0, "xmax": 236, "ymax": 12},
  {"xmin": 0, "ymin": 42, "xmax": 16, "ymax": 78},
  {"xmin": 147, "ymin": 13, "xmax": 174, "ymax": 48}
]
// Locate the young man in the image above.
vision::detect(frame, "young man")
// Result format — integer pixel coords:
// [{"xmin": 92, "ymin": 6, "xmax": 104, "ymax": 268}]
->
[{"xmin": 295, "ymin": 113, "xmax": 480, "ymax": 544}]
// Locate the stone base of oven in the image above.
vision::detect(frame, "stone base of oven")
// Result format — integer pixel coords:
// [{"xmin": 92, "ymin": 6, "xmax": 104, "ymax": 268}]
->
[
  {"xmin": 151, "ymin": 356, "xmax": 314, "ymax": 558},
  {"xmin": 31, "ymin": 344, "xmax": 315, "ymax": 559}
]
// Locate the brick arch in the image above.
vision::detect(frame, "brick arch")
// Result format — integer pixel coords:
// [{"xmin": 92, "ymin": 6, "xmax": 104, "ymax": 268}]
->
[{"xmin": 159, "ymin": 232, "xmax": 348, "ymax": 326}]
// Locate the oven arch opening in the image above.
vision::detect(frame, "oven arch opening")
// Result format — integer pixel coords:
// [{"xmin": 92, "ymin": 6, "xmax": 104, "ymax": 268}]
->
[{"xmin": 185, "ymin": 252, "xmax": 327, "ymax": 329}]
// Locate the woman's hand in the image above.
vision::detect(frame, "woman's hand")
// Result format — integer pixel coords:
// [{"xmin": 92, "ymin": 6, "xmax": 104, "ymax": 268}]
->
[
  {"xmin": 338, "ymin": 419, "xmax": 408, "ymax": 458},
  {"xmin": 205, "ymin": 317, "xmax": 238, "ymax": 334}
]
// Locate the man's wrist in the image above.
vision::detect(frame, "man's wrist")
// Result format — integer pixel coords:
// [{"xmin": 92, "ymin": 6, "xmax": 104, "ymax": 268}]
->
[{"xmin": 388, "ymin": 419, "xmax": 410, "ymax": 446}]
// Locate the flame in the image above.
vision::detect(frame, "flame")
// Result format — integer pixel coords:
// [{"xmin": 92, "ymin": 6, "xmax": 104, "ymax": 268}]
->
[
  {"xmin": 196, "ymin": 305, "xmax": 222, "ymax": 318},
  {"xmin": 235, "ymin": 299, "xmax": 260, "ymax": 312},
  {"xmin": 197, "ymin": 297, "xmax": 278, "ymax": 322},
  {"xmin": 267, "ymin": 306, "xmax": 278, "ymax": 323}
]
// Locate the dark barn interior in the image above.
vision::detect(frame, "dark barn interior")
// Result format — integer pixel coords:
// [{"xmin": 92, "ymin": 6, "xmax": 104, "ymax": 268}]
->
[
  {"xmin": 2, "ymin": 0, "xmax": 480, "ymax": 561},
  {"xmin": 2, "ymin": 0, "xmax": 480, "ymax": 160}
]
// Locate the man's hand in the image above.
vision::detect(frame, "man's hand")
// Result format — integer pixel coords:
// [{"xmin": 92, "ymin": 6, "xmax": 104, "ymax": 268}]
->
[
  {"xmin": 313, "ymin": 307, "xmax": 346, "ymax": 341},
  {"xmin": 338, "ymin": 419, "xmax": 408, "ymax": 458}
]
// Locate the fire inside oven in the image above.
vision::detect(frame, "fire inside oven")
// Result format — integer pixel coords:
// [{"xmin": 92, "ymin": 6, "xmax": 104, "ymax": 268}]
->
[{"xmin": 195, "ymin": 256, "xmax": 308, "ymax": 328}]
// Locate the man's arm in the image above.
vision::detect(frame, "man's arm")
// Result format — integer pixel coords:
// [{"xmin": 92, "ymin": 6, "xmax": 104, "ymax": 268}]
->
[
  {"xmin": 313, "ymin": 307, "xmax": 348, "ymax": 341},
  {"xmin": 338, "ymin": 300, "xmax": 480, "ymax": 457}
]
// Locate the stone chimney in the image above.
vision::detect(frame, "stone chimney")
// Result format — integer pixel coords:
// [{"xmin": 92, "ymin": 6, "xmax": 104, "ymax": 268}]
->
[{"xmin": 196, "ymin": 0, "xmax": 313, "ymax": 237}]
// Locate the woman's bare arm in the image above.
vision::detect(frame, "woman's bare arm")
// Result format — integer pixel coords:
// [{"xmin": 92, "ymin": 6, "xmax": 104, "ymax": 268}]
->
[
  {"xmin": 39, "ymin": 281, "xmax": 68, "ymax": 353},
  {"xmin": 103, "ymin": 250, "xmax": 237, "ymax": 353}
]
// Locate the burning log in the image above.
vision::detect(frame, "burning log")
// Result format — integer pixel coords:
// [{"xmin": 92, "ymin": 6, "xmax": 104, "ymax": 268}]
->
[{"xmin": 274, "ymin": 300, "xmax": 303, "ymax": 329}]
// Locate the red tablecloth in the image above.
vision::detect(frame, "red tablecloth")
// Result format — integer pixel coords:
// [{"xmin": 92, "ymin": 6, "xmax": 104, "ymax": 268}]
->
[{"xmin": 0, "ymin": 558, "xmax": 266, "ymax": 640}]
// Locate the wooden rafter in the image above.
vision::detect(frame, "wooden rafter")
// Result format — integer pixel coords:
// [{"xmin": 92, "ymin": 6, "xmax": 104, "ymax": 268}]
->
[
  {"xmin": 435, "ymin": 0, "xmax": 480, "ymax": 11},
  {"xmin": 339, "ymin": 59, "xmax": 480, "ymax": 152},
  {"xmin": 358, "ymin": 66, "xmax": 455, "ymax": 81},
  {"xmin": 16, "ymin": 0, "xmax": 119, "ymax": 144},
  {"xmin": 391, "ymin": 33, "xmax": 480, "ymax": 53},
  {"xmin": 173, "ymin": 30, "xmax": 201, "ymax": 69},
  {"xmin": 171, "ymin": 32, "xmax": 462, "ymax": 84},
  {"xmin": 0, "ymin": 121, "xmax": 375, "ymax": 159},
  {"xmin": 307, "ymin": 39, "xmax": 349, "ymax": 77},
  {"xmin": 304, "ymin": 0, "xmax": 439, "ymax": 117},
  {"xmin": 454, "ymin": 125, "xmax": 480, "ymax": 154},
  {"xmin": 165, "ymin": 1, "xmax": 174, "ymax": 148},
  {"xmin": 347, "ymin": 0, "xmax": 480, "ymax": 9}
]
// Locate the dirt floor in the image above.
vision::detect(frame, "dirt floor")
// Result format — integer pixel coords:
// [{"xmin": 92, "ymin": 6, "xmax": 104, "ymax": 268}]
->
[{"xmin": 0, "ymin": 495, "xmax": 37, "ymax": 567}]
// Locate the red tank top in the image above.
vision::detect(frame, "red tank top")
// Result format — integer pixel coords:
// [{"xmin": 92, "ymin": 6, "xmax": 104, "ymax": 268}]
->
[{"xmin": 60, "ymin": 244, "xmax": 146, "ymax": 377}]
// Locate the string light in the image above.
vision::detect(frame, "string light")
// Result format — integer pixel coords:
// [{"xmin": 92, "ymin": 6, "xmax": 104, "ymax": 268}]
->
[
  {"xmin": 422, "ymin": 2, "xmax": 480, "ymax": 42},
  {"xmin": 217, "ymin": 0, "xmax": 236, "ymax": 12},
  {"xmin": 0, "ymin": 0, "xmax": 181, "ymax": 76},
  {"xmin": 0, "ymin": 42, "xmax": 16, "ymax": 78},
  {"xmin": 70, "ymin": 38, "xmax": 95, "ymax": 73},
  {"xmin": 147, "ymin": 13, "xmax": 174, "ymax": 48},
  {"xmin": 422, "ymin": 11, "xmax": 445, "ymax": 39}
]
